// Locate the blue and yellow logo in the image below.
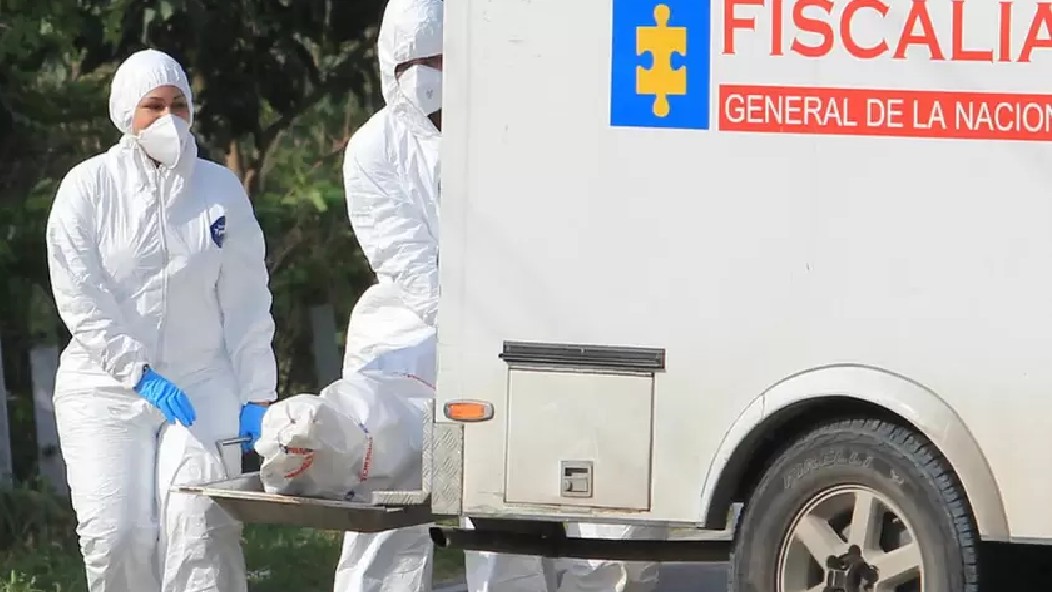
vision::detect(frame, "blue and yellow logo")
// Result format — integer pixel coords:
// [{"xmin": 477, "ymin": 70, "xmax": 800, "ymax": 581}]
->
[{"xmin": 610, "ymin": 0, "xmax": 711, "ymax": 130}]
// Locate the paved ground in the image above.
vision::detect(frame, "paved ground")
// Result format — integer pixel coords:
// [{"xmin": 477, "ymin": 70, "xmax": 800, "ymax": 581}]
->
[
  {"xmin": 435, "ymin": 530, "xmax": 733, "ymax": 592},
  {"xmin": 651, "ymin": 562, "xmax": 728, "ymax": 591},
  {"xmin": 434, "ymin": 541, "xmax": 1052, "ymax": 591},
  {"xmin": 436, "ymin": 561, "xmax": 728, "ymax": 592}
]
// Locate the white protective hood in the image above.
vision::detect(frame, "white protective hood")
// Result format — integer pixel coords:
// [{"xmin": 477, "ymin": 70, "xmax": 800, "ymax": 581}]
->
[
  {"xmin": 376, "ymin": 0, "xmax": 443, "ymax": 137},
  {"xmin": 109, "ymin": 49, "xmax": 195, "ymax": 134},
  {"xmin": 107, "ymin": 48, "xmax": 199, "ymax": 173}
]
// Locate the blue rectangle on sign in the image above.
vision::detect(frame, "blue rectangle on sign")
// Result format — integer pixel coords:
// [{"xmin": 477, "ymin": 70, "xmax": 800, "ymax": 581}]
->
[{"xmin": 610, "ymin": 0, "xmax": 711, "ymax": 130}]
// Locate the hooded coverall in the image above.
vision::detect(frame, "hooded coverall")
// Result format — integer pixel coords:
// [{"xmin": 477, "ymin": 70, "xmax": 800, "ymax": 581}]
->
[
  {"xmin": 332, "ymin": 1, "xmax": 442, "ymax": 590},
  {"xmin": 334, "ymin": 1, "xmax": 665, "ymax": 590},
  {"xmin": 44, "ymin": 49, "xmax": 277, "ymax": 592}
]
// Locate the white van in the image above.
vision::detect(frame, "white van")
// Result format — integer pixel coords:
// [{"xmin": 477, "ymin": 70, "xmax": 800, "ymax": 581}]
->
[{"xmin": 187, "ymin": 1, "xmax": 1052, "ymax": 589}]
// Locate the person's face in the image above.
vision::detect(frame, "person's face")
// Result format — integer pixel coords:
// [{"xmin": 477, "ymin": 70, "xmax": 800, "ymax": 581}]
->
[
  {"xmin": 395, "ymin": 54, "xmax": 443, "ymax": 78},
  {"xmin": 396, "ymin": 54, "xmax": 443, "ymax": 130},
  {"xmin": 131, "ymin": 85, "xmax": 190, "ymax": 134}
]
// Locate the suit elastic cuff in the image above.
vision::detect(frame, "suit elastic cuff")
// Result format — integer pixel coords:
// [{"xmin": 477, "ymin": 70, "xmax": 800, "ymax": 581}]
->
[
  {"xmin": 115, "ymin": 356, "xmax": 148, "ymax": 391},
  {"xmin": 241, "ymin": 391, "xmax": 278, "ymax": 405}
]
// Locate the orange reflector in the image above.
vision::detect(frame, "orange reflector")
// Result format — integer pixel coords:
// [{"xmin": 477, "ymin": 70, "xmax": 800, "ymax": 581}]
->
[{"xmin": 443, "ymin": 400, "xmax": 494, "ymax": 422}]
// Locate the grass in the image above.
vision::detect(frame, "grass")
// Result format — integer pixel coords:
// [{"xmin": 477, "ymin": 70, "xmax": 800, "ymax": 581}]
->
[
  {"xmin": 241, "ymin": 525, "xmax": 465, "ymax": 592},
  {"xmin": 0, "ymin": 486, "xmax": 465, "ymax": 592},
  {"xmin": 1, "ymin": 525, "xmax": 465, "ymax": 592}
]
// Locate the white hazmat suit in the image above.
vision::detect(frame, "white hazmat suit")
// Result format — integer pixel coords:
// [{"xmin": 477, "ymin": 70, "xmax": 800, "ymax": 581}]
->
[
  {"xmin": 44, "ymin": 49, "xmax": 277, "ymax": 592},
  {"xmin": 333, "ymin": 1, "xmax": 441, "ymax": 591},
  {"xmin": 335, "ymin": 1, "xmax": 665, "ymax": 590}
]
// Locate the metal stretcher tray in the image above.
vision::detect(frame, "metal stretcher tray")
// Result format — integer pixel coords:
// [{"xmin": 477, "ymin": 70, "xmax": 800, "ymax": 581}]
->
[{"xmin": 175, "ymin": 472, "xmax": 433, "ymax": 533}]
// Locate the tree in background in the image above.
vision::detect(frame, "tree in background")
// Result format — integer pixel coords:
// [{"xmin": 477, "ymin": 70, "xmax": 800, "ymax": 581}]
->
[{"xmin": 0, "ymin": 0, "xmax": 385, "ymax": 481}]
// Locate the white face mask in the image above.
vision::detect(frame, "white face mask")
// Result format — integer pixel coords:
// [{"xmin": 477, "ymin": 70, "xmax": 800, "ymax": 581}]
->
[
  {"xmin": 136, "ymin": 114, "xmax": 192, "ymax": 167},
  {"xmin": 399, "ymin": 65, "xmax": 443, "ymax": 116}
]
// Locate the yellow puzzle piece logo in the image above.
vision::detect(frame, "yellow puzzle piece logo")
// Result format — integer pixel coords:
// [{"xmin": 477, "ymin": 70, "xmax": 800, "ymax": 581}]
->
[{"xmin": 636, "ymin": 4, "xmax": 687, "ymax": 118}]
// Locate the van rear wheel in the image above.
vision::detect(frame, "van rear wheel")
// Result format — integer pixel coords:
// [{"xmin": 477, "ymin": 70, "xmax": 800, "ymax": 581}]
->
[{"xmin": 728, "ymin": 418, "xmax": 980, "ymax": 592}]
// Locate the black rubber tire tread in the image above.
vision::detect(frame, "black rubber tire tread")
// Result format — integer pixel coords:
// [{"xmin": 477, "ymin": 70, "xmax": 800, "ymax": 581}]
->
[{"xmin": 728, "ymin": 417, "xmax": 980, "ymax": 592}]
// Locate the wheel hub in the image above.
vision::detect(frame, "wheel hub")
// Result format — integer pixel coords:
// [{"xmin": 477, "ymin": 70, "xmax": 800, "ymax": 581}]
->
[
  {"xmin": 776, "ymin": 485, "xmax": 923, "ymax": 592},
  {"xmin": 823, "ymin": 544, "xmax": 879, "ymax": 592}
]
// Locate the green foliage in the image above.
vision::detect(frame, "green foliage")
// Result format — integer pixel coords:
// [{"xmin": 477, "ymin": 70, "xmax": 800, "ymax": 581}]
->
[
  {"xmin": 1, "ymin": 0, "xmax": 387, "ymax": 426},
  {"xmin": 255, "ymin": 97, "xmax": 377, "ymax": 394},
  {"xmin": 0, "ymin": 483, "xmax": 83, "ymax": 592},
  {"xmin": 4, "ymin": 390, "xmax": 47, "ymax": 484},
  {"xmin": 0, "ymin": 487, "xmax": 465, "ymax": 592},
  {"xmin": 0, "ymin": 554, "xmax": 83, "ymax": 592},
  {"xmin": 0, "ymin": 484, "xmax": 78, "ymax": 550}
]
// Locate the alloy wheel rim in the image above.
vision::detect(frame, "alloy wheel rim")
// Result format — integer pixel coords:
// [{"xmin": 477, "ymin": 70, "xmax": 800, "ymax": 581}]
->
[{"xmin": 776, "ymin": 485, "xmax": 924, "ymax": 592}]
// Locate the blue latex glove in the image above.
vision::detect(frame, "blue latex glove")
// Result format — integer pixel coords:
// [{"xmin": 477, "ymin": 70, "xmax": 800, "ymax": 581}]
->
[
  {"xmin": 135, "ymin": 367, "xmax": 197, "ymax": 427},
  {"xmin": 239, "ymin": 403, "xmax": 268, "ymax": 453}
]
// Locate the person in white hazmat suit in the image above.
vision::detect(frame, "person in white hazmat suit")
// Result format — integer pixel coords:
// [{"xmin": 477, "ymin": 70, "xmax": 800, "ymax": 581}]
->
[
  {"xmin": 44, "ymin": 49, "xmax": 277, "ymax": 592},
  {"xmin": 334, "ymin": 1, "xmax": 666, "ymax": 591},
  {"xmin": 332, "ymin": 2, "xmax": 443, "ymax": 590}
]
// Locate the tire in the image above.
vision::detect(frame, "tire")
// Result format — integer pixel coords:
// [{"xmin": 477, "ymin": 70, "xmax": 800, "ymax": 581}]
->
[{"xmin": 728, "ymin": 418, "xmax": 980, "ymax": 592}]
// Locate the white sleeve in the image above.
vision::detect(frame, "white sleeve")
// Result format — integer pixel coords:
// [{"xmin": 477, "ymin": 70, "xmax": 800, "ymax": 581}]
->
[
  {"xmin": 217, "ymin": 180, "xmax": 278, "ymax": 404},
  {"xmin": 45, "ymin": 171, "xmax": 149, "ymax": 389},
  {"xmin": 343, "ymin": 151, "xmax": 439, "ymax": 327}
]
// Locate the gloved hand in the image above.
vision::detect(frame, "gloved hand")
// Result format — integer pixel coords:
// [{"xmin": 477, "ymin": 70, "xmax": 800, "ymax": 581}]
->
[
  {"xmin": 239, "ymin": 402, "xmax": 268, "ymax": 453},
  {"xmin": 135, "ymin": 367, "xmax": 197, "ymax": 427}
]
